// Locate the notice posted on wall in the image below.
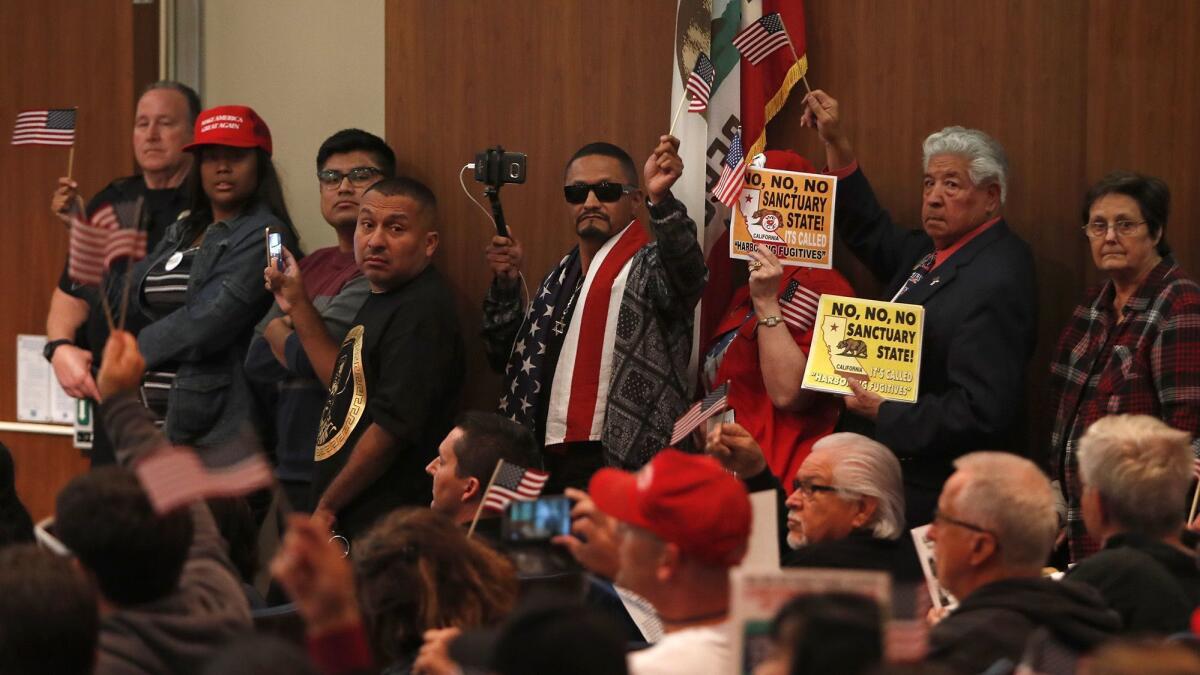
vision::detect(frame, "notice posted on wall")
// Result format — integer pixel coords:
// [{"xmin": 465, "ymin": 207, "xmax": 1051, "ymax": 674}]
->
[
  {"xmin": 800, "ymin": 295, "xmax": 924, "ymax": 403},
  {"xmin": 729, "ymin": 166, "xmax": 837, "ymax": 269},
  {"xmin": 16, "ymin": 335, "xmax": 75, "ymax": 425}
]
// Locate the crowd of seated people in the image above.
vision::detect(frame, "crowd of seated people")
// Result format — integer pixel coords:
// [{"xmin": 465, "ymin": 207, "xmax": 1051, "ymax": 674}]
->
[{"xmin": 2, "ymin": 79, "xmax": 1199, "ymax": 675}]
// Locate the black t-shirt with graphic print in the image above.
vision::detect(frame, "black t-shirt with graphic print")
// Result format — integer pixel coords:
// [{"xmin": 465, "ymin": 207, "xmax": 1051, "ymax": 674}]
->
[{"xmin": 310, "ymin": 265, "xmax": 464, "ymax": 538}]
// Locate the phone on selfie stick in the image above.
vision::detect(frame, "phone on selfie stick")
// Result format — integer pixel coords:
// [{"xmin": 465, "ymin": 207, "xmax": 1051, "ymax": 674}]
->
[{"xmin": 472, "ymin": 146, "xmax": 527, "ymax": 238}]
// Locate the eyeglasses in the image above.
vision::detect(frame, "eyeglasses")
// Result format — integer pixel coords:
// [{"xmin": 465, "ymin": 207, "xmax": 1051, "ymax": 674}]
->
[
  {"xmin": 563, "ymin": 182, "xmax": 637, "ymax": 205},
  {"xmin": 1081, "ymin": 219, "xmax": 1146, "ymax": 239},
  {"xmin": 317, "ymin": 166, "xmax": 383, "ymax": 189},
  {"xmin": 791, "ymin": 478, "xmax": 841, "ymax": 499},
  {"xmin": 932, "ymin": 508, "xmax": 993, "ymax": 536}
]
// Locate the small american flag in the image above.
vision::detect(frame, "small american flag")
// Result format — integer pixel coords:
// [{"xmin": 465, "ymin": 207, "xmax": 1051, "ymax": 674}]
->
[
  {"xmin": 68, "ymin": 204, "xmax": 148, "ymax": 286},
  {"xmin": 482, "ymin": 460, "xmax": 550, "ymax": 514},
  {"xmin": 713, "ymin": 131, "xmax": 746, "ymax": 208},
  {"xmin": 732, "ymin": 13, "xmax": 793, "ymax": 66},
  {"xmin": 670, "ymin": 382, "xmax": 730, "ymax": 446},
  {"xmin": 780, "ymin": 279, "xmax": 820, "ymax": 333},
  {"xmin": 12, "ymin": 108, "xmax": 77, "ymax": 146},
  {"xmin": 686, "ymin": 53, "xmax": 716, "ymax": 113},
  {"xmin": 135, "ymin": 447, "xmax": 274, "ymax": 514}
]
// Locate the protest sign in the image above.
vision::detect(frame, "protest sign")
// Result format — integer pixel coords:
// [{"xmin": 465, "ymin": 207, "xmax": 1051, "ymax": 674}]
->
[
  {"xmin": 730, "ymin": 166, "xmax": 836, "ymax": 269},
  {"xmin": 801, "ymin": 294, "xmax": 924, "ymax": 403},
  {"xmin": 731, "ymin": 567, "xmax": 891, "ymax": 674},
  {"xmin": 911, "ymin": 524, "xmax": 958, "ymax": 611}
]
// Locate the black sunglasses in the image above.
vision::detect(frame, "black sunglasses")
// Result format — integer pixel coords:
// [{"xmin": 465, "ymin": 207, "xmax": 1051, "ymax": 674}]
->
[{"xmin": 563, "ymin": 182, "xmax": 637, "ymax": 205}]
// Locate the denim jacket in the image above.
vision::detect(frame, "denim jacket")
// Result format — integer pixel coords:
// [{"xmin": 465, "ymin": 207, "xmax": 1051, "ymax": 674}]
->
[{"xmin": 128, "ymin": 201, "xmax": 298, "ymax": 459}]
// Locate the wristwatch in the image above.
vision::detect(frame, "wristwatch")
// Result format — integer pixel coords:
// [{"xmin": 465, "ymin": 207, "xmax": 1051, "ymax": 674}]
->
[
  {"xmin": 43, "ymin": 338, "xmax": 73, "ymax": 362},
  {"xmin": 757, "ymin": 315, "xmax": 783, "ymax": 328}
]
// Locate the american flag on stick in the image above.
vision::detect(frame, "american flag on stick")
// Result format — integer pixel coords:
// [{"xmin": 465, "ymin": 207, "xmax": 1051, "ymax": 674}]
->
[
  {"xmin": 686, "ymin": 53, "xmax": 716, "ymax": 113},
  {"xmin": 135, "ymin": 447, "xmax": 274, "ymax": 515},
  {"xmin": 732, "ymin": 13, "xmax": 793, "ymax": 66},
  {"xmin": 780, "ymin": 279, "xmax": 820, "ymax": 333},
  {"xmin": 671, "ymin": 382, "xmax": 730, "ymax": 446},
  {"xmin": 713, "ymin": 131, "xmax": 746, "ymax": 208},
  {"xmin": 482, "ymin": 460, "xmax": 550, "ymax": 514},
  {"xmin": 67, "ymin": 204, "xmax": 148, "ymax": 287},
  {"xmin": 11, "ymin": 108, "xmax": 77, "ymax": 146}
]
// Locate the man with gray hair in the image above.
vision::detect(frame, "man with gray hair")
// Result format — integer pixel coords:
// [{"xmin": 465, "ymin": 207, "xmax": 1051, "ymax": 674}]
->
[
  {"xmin": 927, "ymin": 452, "xmax": 1118, "ymax": 673},
  {"xmin": 706, "ymin": 423, "xmax": 921, "ymax": 583},
  {"xmin": 1066, "ymin": 414, "xmax": 1200, "ymax": 634},
  {"xmin": 799, "ymin": 91, "xmax": 1038, "ymax": 527}
]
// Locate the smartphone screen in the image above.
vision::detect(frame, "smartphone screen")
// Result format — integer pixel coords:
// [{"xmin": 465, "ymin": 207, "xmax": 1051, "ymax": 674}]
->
[
  {"xmin": 267, "ymin": 231, "xmax": 284, "ymax": 270},
  {"xmin": 502, "ymin": 495, "xmax": 572, "ymax": 544}
]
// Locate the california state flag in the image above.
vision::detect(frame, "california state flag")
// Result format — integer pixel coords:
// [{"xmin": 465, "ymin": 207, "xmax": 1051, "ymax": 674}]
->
[{"xmin": 670, "ymin": 0, "xmax": 809, "ymax": 356}]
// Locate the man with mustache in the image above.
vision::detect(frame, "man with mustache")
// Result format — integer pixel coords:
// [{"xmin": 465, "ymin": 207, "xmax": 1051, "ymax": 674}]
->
[
  {"xmin": 799, "ymin": 90, "xmax": 1037, "ymax": 528},
  {"xmin": 483, "ymin": 135, "xmax": 706, "ymax": 493}
]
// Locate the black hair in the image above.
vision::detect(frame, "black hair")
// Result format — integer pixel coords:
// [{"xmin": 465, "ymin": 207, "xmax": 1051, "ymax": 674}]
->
[
  {"xmin": 452, "ymin": 411, "xmax": 541, "ymax": 484},
  {"xmin": 564, "ymin": 142, "xmax": 638, "ymax": 185},
  {"xmin": 316, "ymin": 128, "xmax": 397, "ymax": 178},
  {"xmin": 1082, "ymin": 170, "xmax": 1171, "ymax": 257},
  {"xmin": 0, "ymin": 442, "xmax": 33, "ymax": 547},
  {"xmin": 771, "ymin": 592, "xmax": 883, "ymax": 675},
  {"xmin": 491, "ymin": 603, "xmax": 629, "ymax": 675},
  {"xmin": 142, "ymin": 80, "xmax": 202, "ymax": 125},
  {"xmin": 183, "ymin": 146, "xmax": 294, "ymax": 239},
  {"xmin": 55, "ymin": 466, "xmax": 194, "ymax": 606},
  {"xmin": 363, "ymin": 176, "xmax": 438, "ymax": 227},
  {"xmin": 0, "ymin": 545, "xmax": 98, "ymax": 675}
]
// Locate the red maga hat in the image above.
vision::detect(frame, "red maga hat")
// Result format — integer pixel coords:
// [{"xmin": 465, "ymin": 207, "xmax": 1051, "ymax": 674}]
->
[
  {"xmin": 589, "ymin": 449, "xmax": 751, "ymax": 567},
  {"xmin": 184, "ymin": 105, "xmax": 272, "ymax": 155}
]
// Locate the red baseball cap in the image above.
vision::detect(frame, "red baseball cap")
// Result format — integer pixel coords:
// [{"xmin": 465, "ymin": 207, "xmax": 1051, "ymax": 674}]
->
[
  {"xmin": 184, "ymin": 105, "xmax": 273, "ymax": 155},
  {"xmin": 589, "ymin": 449, "xmax": 751, "ymax": 567}
]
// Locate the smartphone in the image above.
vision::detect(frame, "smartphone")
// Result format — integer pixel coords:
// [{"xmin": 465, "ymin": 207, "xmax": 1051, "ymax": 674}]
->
[
  {"xmin": 473, "ymin": 148, "xmax": 528, "ymax": 186},
  {"xmin": 502, "ymin": 495, "xmax": 572, "ymax": 544},
  {"xmin": 265, "ymin": 227, "xmax": 284, "ymax": 270}
]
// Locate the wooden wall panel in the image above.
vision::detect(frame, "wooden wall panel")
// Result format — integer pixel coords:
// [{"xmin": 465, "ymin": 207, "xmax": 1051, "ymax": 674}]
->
[
  {"xmin": 1085, "ymin": 0, "xmax": 1200, "ymax": 282},
  {"xmin": 769, "ymin": 0, "xmax": 1091, "ymax": 453},
  {"xmin": 385, "ymin": 0, "xmax": 676, "ymax": 410},
  {"xmin": 386, "ymin": 1, "xmax": 1198, "ymax": 456},
  {"xmin": 0, "ymin": 1, "xmax": 146, "ymax": 519}
]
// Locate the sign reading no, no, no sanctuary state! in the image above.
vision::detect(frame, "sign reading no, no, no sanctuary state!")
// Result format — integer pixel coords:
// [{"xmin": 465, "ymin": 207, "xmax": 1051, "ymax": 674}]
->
[
  {"xmin": 801, "ymin": 295, "xmax": 924, "ymax": 403},
  {"xmin": 730, "ymin": 166, "xmax": 837, "ymax": 269}
]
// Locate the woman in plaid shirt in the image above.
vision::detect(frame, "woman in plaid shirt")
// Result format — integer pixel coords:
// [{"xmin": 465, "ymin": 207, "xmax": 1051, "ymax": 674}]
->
[{"xmin": 1048, "ymin": 171, "xmax": 1200, "ymax": 562}]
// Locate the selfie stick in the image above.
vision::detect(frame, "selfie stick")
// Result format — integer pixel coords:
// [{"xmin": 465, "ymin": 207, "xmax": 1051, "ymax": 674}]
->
[{"xmin": 484, "ymin": 184, "xmax": 510, "ymax": 239}]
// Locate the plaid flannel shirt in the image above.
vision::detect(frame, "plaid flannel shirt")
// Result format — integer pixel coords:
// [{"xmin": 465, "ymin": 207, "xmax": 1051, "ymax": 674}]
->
[{"xmin": 1047, "ymin": 258, "xmax": 1200, "ymax": 561}]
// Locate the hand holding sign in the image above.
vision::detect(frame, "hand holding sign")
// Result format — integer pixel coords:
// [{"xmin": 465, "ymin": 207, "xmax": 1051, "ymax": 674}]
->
[
  {"xmin": 730, "ymin": 166, "xmax": 837, "ymax": 269},
  {"xmin": 802, "ymin": 294, "xmax": 924, "ymax": 403},
  {"xmin": 747, "ymin": 244, "xmax": 784, "ymax": 314}
]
